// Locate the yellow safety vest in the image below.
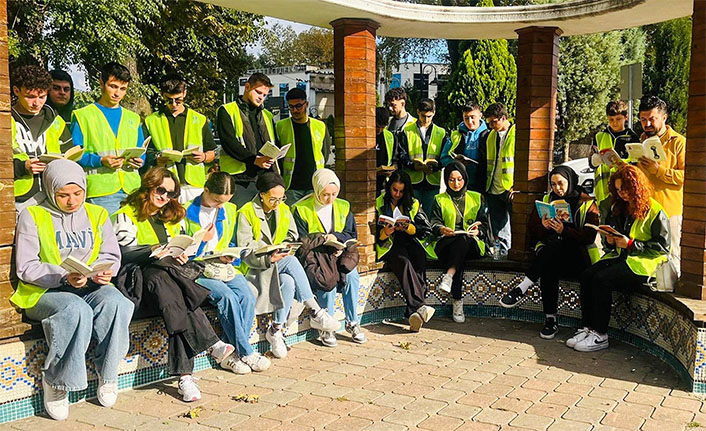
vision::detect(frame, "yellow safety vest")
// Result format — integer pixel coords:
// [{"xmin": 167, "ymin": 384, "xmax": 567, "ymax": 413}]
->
[
  {"xmin": 219, "ymin": 102, "xmax": 274, "ymax": 175},
  {"xmin": 600, "ymin": 198, "xmax": 669, "ymax": 277},
  {"xmin": 12, "ymin": 116, "xmax": 66, "ymax": 197},
  {"xmin": 145, "ymin": 109, "xmax": 208, "ymax": 188},
  {"xmin": 485, "ymin": 125, "xmax": 516, "ymax": 193},
  {"xmin": 374, "ymin": 193, "xmax": 436, "ymax": 260},
  {"xmin": 10, "ymin": 203, "xmax": 106, "ymax": 309},
  {"xmin": 536, "ymin": 194, "xmax": 600, "ymax": 264},
  {"xmin": 403, "ymin": 122, "xmax": 445, "ymax": 185},
  {"xmin": 275, "ymin": 117, "xmax": 326, "ymax": 190},
  {"xmin": 432, "ymin": 191, "xmax": 486, "ymax": 256},
  {"xmin": 110, "ymin": 204, "xmax": 180, "ymax": 245},
  {"xmin": 236, "ymin": 201, "xmax": 292, "ymax": 275},
  {"xmin": 381, "ymin": 129, "xmax": 394, "ymax": 166},
  {"xmin": 593, "ymin": 131, "xmax": 616, "ymax": 205},
  {"xmin": 292, "ymin": 194, "xmax": 349, "ymax": 234},
  {"xmin": 72, "ymin": 104, "xmax": 142, "ymax": 198},
  {"xmin": 182, "ymin": 200, "xmax": 238, "ymax": 253}
]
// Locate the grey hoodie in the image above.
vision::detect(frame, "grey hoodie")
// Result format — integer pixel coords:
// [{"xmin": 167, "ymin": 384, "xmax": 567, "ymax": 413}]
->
[{"xmin": 15, "ymin": 159, "xmax": 122, "ymax": 288}]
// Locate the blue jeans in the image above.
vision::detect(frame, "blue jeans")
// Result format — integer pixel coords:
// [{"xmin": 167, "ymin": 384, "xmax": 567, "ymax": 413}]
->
[
  {"xmin": 316, "ymin": 268, "xmax": 360, "ymax": 325},
  {"xmin": 25, "ymin": 285, "xmax": 134, "ymax": 391},
  {"xmin": 273, "ymin": 255, "xmax": 315, "ymax": 325},
  {"xmin": 486, "ymin": 191, "xmax": 512, "ymax": 254},
  {"xmin": 196, "ymin": 275, "xmax": 255, "ymax": 357},
  {"xmin": 87, "ymin": 190, "xmax": 127, "ymax": 217}
]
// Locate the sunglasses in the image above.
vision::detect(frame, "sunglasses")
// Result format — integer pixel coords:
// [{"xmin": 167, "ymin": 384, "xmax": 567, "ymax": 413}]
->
[
  {"xmin": 154, "ymin": 186, "xmax": 179, "ymax": 199},
  {"xmin": 164, "ymin": 96, "xmax": 184, "ymax": 105}
]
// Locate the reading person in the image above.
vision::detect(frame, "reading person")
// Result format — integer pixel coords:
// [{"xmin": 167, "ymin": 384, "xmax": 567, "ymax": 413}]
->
[
  {"xmin": 499, "ymin": 166, "xmax": 599, "ymax": 339},
  {"xmin": 376, "ymin": 170, "xmax": 436, "ymax": 331},
  {"xmin": 292, "ymin": 168, "xmax": 366, "ymax": 347},
  {"xmin": 111, "ymin": 167, "xmax": 236, "ymax": 402},
  {"xmin": 569, "ymin": 165, "xmax": 669, "ymax": 352},
  {"xmin": 183, "ymin": 172, "xmax": 271, "ymax": 374},
  {"xmin": 11, "ymin": 160, "xmax": 132, "ymax": 420},
  {"xmin": 236, "ymin": 172, "xmax": 339, "ymax": 359},
  {"xmin": 440, "ymin": 102, "xmax": 487, "ymax": 192},
  {"xmin": 431, "ymin": 161, "xmax": 489, "ymax": 323}
]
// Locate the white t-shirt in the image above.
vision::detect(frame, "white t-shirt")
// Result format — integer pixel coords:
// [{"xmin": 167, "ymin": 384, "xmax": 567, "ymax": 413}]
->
[
  {"xmin": 418, "ymin": 126, "xmax": 428, "ymax": 142},
  {"xmin": 490, "ymin": 129, "xmax": 510, "ymax": 195},
  {"xmin": 316, "ymin": 203, "xmax": 334, "ymax": 234},
  {"xmin": 198, "ymin": 206, "xmax": 219, "ymax": 253}
]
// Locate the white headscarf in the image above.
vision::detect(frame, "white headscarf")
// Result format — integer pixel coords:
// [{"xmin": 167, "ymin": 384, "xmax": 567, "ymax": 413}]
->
[{"xmin": 312, "ymin": 168, "xmax": 340, "ymax": 233}]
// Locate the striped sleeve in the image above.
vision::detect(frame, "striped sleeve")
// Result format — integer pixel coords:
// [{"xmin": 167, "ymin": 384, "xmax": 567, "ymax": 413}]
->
[{"xmin": 113, "ymin": 212, "xmax": 138, "ymax": 247}]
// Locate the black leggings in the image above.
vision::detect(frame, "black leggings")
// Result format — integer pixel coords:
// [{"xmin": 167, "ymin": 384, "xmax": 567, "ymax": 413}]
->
[
  {"xmin": 579, "ymin": 258, "xmax": 648, "ymax": 334},
  {"xmin": 383, "ymin": 240, "xmax": 427, "ymax": 317},
  {"xmin": 435, "ymin": 235, "xmax": 483, "ymax": 300}
]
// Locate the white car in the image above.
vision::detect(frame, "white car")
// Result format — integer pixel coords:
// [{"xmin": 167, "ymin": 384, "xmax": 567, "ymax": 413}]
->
[{"xmin": 560, "ymin": 158, "xmax": 595, "ymax": 196}]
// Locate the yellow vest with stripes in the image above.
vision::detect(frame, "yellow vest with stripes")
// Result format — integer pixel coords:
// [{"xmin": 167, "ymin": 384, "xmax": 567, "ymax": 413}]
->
[
  {"xmin": 219, "ymin": 102, "xmax": 274, "ymax": 175},
  {"xmin": 593, "ymin": 131, "xmax": 617, "ymax": 205},
  {"xmin": 381, "ymin": 129, "xmax": 394, "ymax": 166},
  {"xmin": 12, "ymin": 116, "xmax": 66, "ymax": 197},
  {"xmin": 374, "ymin": 193, "xmax": 436, "ymax": 260},
  {"xmin": 536, "ymin": 194, "xmax": 600, "ymax": 264},
  {"xmin": 182, "ymin": 201, "xmax": 238, "ymax": 254},
  {"xmin": 485, "ymin": 125, "xmax": 515, "ymax": 192},
  {"xmin": 433, "ymin": 191, "xmax": 486, "ymax": 256},
  {"xmin": 275, "ymin": 117, "xmax": 326, "ymax": 190},
  {"xmin": 236, "ymin": 201, "xmax": 292, "ymax": 274},
  {"xmin": 292, "ymin": 195, "xmax": 349, "ymax": 234},
  {"xmin": 110, "ymin": 204, "xmax": 180, "ymax": 245},
  {"xmin": 403, "ymin": 122, "xmax": 445, "ymax": 185}
]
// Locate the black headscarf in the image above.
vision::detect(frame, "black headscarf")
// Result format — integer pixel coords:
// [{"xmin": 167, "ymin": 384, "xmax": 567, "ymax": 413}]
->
[
  {"xmin": 444, "ymin": 161, "xmax": 468, "ymax": 198},
  {"xmin": 255, "ymin": 171, "xmax": 285, "ymax": 193},
  {"xmin": 548, "ymin": 165, "xmax": 583, "ymax": 215}
]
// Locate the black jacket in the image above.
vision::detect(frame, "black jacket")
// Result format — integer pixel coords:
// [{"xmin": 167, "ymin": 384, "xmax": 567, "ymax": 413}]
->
[
  {"xmin": 296, "ymin": 234, "xmax": 359, "ymax": 292},
  {"xmin": 602, "ymin": 202, "xmax": 670, "ymax": 258}
]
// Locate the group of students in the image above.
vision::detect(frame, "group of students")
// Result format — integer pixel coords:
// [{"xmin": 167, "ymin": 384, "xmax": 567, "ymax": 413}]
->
[{"xmin": 8, "ymin": 63, "xmax": 684, "ymax": 421}]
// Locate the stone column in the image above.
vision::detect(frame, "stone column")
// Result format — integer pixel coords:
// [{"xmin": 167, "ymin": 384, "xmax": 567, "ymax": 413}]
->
[
  {"xmin": 509, "ymin": 26, "xmax": 562, "ymax": 262},
  {"xmin": 331, "ymin": 18, "xmax": 379, "ymax": 273},
  {"xmin": 680, "ymin": 0, "xmax": 706, "ymax": 299}
]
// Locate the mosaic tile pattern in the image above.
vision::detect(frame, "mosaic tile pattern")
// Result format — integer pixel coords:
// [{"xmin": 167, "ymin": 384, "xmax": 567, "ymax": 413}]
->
[{"xmin": 0, "ymin": 269, "xmax": 701, "ymax": 424}]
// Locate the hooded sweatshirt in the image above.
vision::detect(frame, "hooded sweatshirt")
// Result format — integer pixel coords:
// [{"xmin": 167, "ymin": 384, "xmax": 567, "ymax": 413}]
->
[{"xmin": 15, "ymin": 159, "xmax": 122, "ymax": 288}]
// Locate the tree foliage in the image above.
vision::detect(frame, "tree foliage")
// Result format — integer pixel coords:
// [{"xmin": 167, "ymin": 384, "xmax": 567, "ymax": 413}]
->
[{"xmin": 260, "ymin": 24, "xmax": 334, "ymax": 68}]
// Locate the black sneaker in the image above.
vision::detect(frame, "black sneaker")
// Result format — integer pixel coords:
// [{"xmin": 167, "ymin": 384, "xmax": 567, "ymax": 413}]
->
[
  {"xmin": 540, "ymin": 317, "xmax": 558, "ymax": 339},
  {"xmin": 500, "ymin": 287, "xmax": 524, "ymax": 308}
]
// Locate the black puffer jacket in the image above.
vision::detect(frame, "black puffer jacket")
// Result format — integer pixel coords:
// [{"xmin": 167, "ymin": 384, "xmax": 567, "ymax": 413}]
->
[{"xmin": 296, "ymin": 234, "xmax": 359, "ymax": 292}]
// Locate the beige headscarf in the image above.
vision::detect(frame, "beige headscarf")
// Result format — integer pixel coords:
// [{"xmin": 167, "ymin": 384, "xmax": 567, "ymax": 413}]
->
[{"xmin": 312, "ymin": 168, "xmax": 340, "ymax": 205}]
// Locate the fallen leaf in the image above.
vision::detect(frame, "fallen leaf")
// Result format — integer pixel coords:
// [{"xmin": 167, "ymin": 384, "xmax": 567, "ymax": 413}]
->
[
  {"xmin": 184, "ymin": 406, "xmax": 203, "ymax": 419},
  {"xmin": 233, "ymin": 393, "xmax": 260, "ymax": 403}
]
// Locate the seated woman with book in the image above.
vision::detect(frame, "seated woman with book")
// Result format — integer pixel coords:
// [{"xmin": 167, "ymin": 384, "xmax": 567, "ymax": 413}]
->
[
  {"xmin": 292, "ymin": 168, "xmax": 366, "ymax": 347},
  {"xmin": 182, "ymin": 172, "xmax": 270, "ymax": 374},
  {"xmin": 569, "ymin": 164, "xmax": 669, "ymax": 352},
  {"xmin": 375, "ymin": 170, "xmax": 436, "ymax": 331},
  {"xmin": 236, "ymin": 172, "xmax": 339, "ymax": 359},
  {"xmin": 499, "ymin": 166, "xmax": 599, "ymax": 339},
  {"xmin": 111, "ymin": 167, "xmax": 236, "ymax": 402},
  {"xmin": 431, "ymin": 161, "xmax": 489, "ymax": 324},
  {"xmin": 11, "ymin": 159, "xmax": 132, "ymax": 421}
]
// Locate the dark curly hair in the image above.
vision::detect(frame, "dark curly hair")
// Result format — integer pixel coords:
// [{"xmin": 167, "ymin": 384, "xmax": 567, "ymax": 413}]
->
[
  {"xmin": 609, "ymin": 164, "xmax": 652, "ymax": 220},
  {"xmin": 384, "ymin": 87, "xmax": 407, "ymax": 104},
  {"xmin": 11, "ymin": 65, "xmax": 53, "ymax": 91}
]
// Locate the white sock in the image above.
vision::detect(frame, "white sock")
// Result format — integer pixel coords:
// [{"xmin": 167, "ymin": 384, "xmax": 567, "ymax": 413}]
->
[
  {"xmin": 518, "ymin": 276, "xmax": 534, "ymax": 294},
  {"xmin": 210, "ymin": 340, "xmax": 227, "ymax": 352},
  {"xmin": 595, "ymin": 332, "xmax": 608, "ymax": 341},
  {"xmin": 546, "ymin": 314, "xmax": 557, "ymax": 321}
]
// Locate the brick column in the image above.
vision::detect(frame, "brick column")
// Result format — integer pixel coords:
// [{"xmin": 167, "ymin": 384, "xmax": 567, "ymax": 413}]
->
[
  {"xmin": 331, "ymin": 18, "xmax": 379, "ymax": 273},
  {"xmin": 680, "ymin": 0, "xmax": 706, "ymax": 299},
  {"xmin": 509, "ymin": 27, "xmax": 562, "ymax": 262}
]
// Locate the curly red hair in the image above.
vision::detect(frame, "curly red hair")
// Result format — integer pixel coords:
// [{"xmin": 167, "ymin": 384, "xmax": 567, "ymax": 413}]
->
[
  {"xmin": 122, "ymin": 167, "xmax": 185, "ymax": 223},
  {"xmin": 608, "ymin": 164, "xmax": 652, "ymax": 219}
]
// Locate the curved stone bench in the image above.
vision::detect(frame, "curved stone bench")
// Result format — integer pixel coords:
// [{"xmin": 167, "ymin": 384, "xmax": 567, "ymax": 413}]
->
[{"xmin": 0, "ymin": 263, "xmax": 703, "ymax": 423}]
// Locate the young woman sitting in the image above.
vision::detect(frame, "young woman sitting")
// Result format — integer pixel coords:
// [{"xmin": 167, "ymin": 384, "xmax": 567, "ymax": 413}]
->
[{"xmin": 11, "ymin": 159, "xmax": 133, "ymax": 421}]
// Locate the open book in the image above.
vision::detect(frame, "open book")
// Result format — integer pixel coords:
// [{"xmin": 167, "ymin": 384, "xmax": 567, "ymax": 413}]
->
[
  {"xmin": 378, "ymin": 214, "xmax": 411, "ymax": 229},
  {"xmin": 584, "ymin": 223, "xmax": 626, "ymax": 238},
  {"xmin": 150, "ymin": 230, "xmax": 206, "ymax": 259},
  {"xmin": 413, "ymin": 158, "xmax": 439, "ymax": 169},
  {"xmin": 450, "ymin": 153, "xmax": 479, "ymax": 165},
  {"xmin": 535, "ymin": 199, "xmax": 573, "ymax": 223},
  {"xmin": 254, "ymin": 242, "xmax": 302, "ymax": 256},
  {"xmin": 119, "ymin": 146, "xmax": 147, "ymax": 160},
  {"xmin": 259, "ymin": 141, "xmax": 291, "ymax": 160},
  {"xmin": 625, "ymin": 137, "xmax": 667, "ymax": 163},
  {"xmin": 159, "ymin": 146, "xmax": 202, "ymax": 163},
  {"xmin": 39, "ymin": 146, "xmax": 84, "ymax": 163},
  {"xmin": 61, "ymin": 255, "xmax": 114, "ymax": 277},
  {"xmin": 377, "ymin": 165, "xmax": 397, "ymax": 172},
  {"xmin": 598, "ymin": 148, "xmax": 624, "ymax": 169},
  {"xmin": 201, "ymin": 247, "xmax": 247, "ymax": 261},
  {"xmin": 454, "ymin": 221, "xmax": 482, "ymax": 235},
  {"xmin": 323, "ymin": 238, "xmax": 358, "ymax": 250}
]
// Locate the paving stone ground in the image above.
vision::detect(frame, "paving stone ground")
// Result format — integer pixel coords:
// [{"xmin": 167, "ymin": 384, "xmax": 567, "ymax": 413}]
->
[{"xmin": 7, "ymin": 317, "xmax": 706, "ymax": 431}]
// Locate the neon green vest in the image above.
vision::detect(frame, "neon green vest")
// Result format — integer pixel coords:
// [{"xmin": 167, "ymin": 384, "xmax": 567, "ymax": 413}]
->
[
  {"xmin": 145, "ymin": 109, "xmax": 208, "ymax": 188},
  {"xmin": 236, "ymin": 201, "xmax": 292, "ymax": 275},
  {"xmin": 536, "ymin": 194, "xmax": 600, "ymax": 264},
  {"xmin": 594, "ymin": 131, "xmax": 616, "ymax": 205},
  {"xmin": 292, "ymin": 195, "xmax": 349, "ymax": 234},
  {"xmin": 381, "ymin": 129, "xmax": 394, "ymax": 166},
  {"xmin": 110, "ymin": 204, "xmax": 180, "ymax": 245},
  {"xmin": 10, "ymin": 203, "xmax": 106, "ymax": 309},
  {"xmin": 485, "ymin": 125, "xmax": 516, "ymax": 192},
  {"xmin": 447, "ymin": 130, "xmax": 464, "ymax": 156},
  {"xmin": 374, "ymin": 193, "xmax": 436, "ymax": 260},
  {"xmin": 432, "ymin": 191, "xmax": 486, "ymax": 256},
  {"xmin": 182, "ymin": 201, "xmax": 238, "ymax": 254},
  {"xmin": 219, "ymin": 102, "xmax": 274, "ymax": 175},
  {"xmin": 601, "ymin": 199, "xmax": 669, "ymax": 276},
  {"xmin": 275, "ymin": 117, "xmax": 326, "ymax": 190},
  {"xmin": 72, "ymin": 104, "xmax": 142, "ymax": 198},
  {"xmin": 403, "ymin": 122, "xmax": 445, "ymax": 185},
  {"xmin": 12, "ymin": 116, "xmax": 66, "ymax": 197}
]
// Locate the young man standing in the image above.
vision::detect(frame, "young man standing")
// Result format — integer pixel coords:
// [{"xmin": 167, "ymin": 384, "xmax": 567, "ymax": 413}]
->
[
  {"xmin": 385, "ymin": 88, "xmax": 416, "ymax": 134},
  {"xmin": 441, "ymin": 102, "xmax": 488, "ymax": 193},
  {"xmin": 144, "ymin": 75, "xmax": 216, "ymax": 202},
  {"xmin": 47, "ymin": 69, "xmax": 74, "ymax": 124},
  {"xmin": 216, "ymin": 73, "xmax": 276, "ymax": 207},
  {"xmin": 11, "ymin": 65, "xmax": 72, "ymax": 206},
  {"xmin": 275, "ymin": 88, "xmax": 331, "ymax": 204},
  {"xmin": 478, "ymin": 102, "xmax": 515, "ymax": 257},
  {"xmin": 638, "ymin": 96, "xmax": 685, "ymax": 277},
  {"xmin": 71, "ymin": 62, "xmax": 145, "ymax": 215},
  {"xmin": 398, "ymin": 98, "xmax": 447, "ymax": 214}
]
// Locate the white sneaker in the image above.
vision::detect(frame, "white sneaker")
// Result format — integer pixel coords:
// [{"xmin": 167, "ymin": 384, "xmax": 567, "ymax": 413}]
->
[
  {"xmin": 209, "ymin": 340, "xmax": 235, "ymax": 363},
  {"xmin": 417, "ymin": 305, "xmax": 435, "ymax": 323},
  {"xmin": 319, "ymin": 330, "xmax": 338, "ymax": 347},
  {"xmin": 345, "ymin": 322, "xmax": 367, "ymax": 344},
  {"xmin": 409, "ymin": 312, "xmax": 424, "ymax": 332},
  {"xmin": 565, "ymin": 327, "xmax": 590, "ymax": 349},
  {"xmin": 438, "ymin": 274, "xmax": 453, "ymax": 293},
  {"xmin": 42, "ymin": 378, "xmax": 69, "ymax": 421},
  {"xmin": 573, "ymin": 330, "xmax": 609, "ymax": 352},
  {"xmin": 96, "ymin": 378, "xmax": 118, "ymax": 407},
  {"xmin": 240, "ymin": 353, "xmax": 271, "ymax": 372},
  {"xmin": 266, "ymin": 326, "xmax": 288, "ymax": 359},
  {"xmin": 178, "ymin": 375, "xmax": 201, "ymax": 402},
  {"xmin": 221, "ymin": 354, "xmax": 252, "ymax": 374},
  {"xmin": 310, "ymin": 308, "xmax": 340, "ymax": 332},
  {"xmin": 452, "ymin": 299, "xmax": 465, "ymax": 323}
]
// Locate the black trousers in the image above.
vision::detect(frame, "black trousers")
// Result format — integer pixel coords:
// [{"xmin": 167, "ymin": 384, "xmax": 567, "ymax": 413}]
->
[
  {"xmin": 579, "ymin": 258, "xmax": 648, "ymax": 334},
  {"xmin": 526, "ymin": 240, "xmax": 587, "ymax": 315},
  {"xmin": 383, "ymin": 240, "xmax": 427, "ymax": 317},
  {"xmin": 436, "ymin": 235, "xmax": 483, "ymax": 300}
]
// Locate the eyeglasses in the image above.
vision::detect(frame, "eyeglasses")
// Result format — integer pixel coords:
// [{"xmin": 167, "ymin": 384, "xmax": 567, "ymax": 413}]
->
[
  {"xmin": 263, "ymin": 195, "xmax": 287, "ymax": 205},
  {"xmin": 164, "ymin": 96, "xmax": 184, "ymax": 105},
  {"xmin": 154, "ymin": 186, "xmax": 179, "ymax": 199},
  {"xmin": 288, "ymin": 102, "xmax": 307, "ymax": 110}
]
